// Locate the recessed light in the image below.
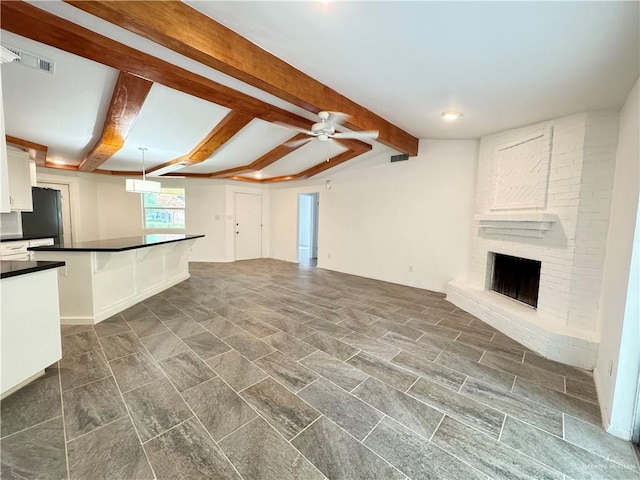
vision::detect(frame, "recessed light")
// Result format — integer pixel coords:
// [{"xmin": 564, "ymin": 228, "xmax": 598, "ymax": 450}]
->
[
  {"xmin": 51, "ymin": 159, "xmax": 66, "ymax": 165},
  {"xmin": 254, "ymin": 172, "xmax": 262, "ymax": 179},
  {"xmin": 441, "ymin": 111, "xmax": 463, "ymax": 121}
]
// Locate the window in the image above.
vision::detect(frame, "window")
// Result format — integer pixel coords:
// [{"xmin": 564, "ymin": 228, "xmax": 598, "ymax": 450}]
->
[{"xmin": 143, "ymin": 188, "xmax": 185, "ymax": 229}]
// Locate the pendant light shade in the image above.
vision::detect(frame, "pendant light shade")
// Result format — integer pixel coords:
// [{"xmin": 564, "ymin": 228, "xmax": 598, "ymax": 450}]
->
[
  {"xmin": 125, "ymin": 178, "xmax": 161, "ymax": 193},
  {"xmin": 126, "ymin": 147, "xmax": 161, "ymax": 194}
]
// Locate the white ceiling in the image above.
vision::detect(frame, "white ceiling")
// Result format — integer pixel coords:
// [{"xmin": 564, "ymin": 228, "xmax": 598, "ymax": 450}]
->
[
  {"xmin": 189, "ymin": 1, "xmax": 639, "ymax": 139},
  {"xmin": 1, "ymin": 30, "xmax": 118, "ymax": 165},
  {"xmin": 1, "ymin": 1, "xmax": 638, "ymax": 179},
  {"xmin": 179, "ymin": 120, "xmax": 294, "ymax": 174},
  {"xmin": 102, "ymin": 84, "xmax": 232, "ymax": 171}
]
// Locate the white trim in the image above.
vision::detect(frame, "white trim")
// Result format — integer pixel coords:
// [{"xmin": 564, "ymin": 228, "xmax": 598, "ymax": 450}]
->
[
  {"xmin": 59, "ymin": 273, "xmax": 189, "ymax": 325},
  {"xmin": 36, "ymin": 172, "xmax": 81, "ymax": 244}
]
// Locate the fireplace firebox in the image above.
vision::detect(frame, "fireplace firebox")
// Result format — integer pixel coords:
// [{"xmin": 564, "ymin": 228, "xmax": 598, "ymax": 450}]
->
[{"xmin": 491, "ymin": 253, "xmax": 541, "ymax": 308}]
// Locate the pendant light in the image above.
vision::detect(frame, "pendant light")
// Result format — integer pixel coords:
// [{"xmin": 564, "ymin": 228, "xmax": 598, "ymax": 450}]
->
[{"xmin": 126, "ymin": 147, "xmax": 161, "ymax": 193}]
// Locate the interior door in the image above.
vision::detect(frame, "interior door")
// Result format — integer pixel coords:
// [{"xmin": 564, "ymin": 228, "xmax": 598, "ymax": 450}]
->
[
  {"xmin": 37, "ymin": 182, "xmax": 73, "ymax": 244},
  {"xmin": 235, "ymin": 192, "xmax": 262, "ymax": 260}
]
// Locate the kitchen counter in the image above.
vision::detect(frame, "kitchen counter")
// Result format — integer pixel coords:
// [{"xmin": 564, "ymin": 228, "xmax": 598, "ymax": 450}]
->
[
  {"xmin": 1, "ymin": 234, "xmax": 57, "ymax": 242},
  {"xmin": 32, "ymin": 234, "xmax": 204, "ymax": 324},
  {"xmin": 1, "ymin": 260, "xmax": 65, "ymax": 279},
  {"xmin": 29, "ymin": 233, "xmax": 205, "ymax": 252}
]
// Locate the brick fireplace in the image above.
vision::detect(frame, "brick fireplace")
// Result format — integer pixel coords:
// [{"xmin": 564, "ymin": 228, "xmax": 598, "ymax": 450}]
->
[{"xmin": 448, "ymin": 111, "xmax": 619, "ymax": 369}]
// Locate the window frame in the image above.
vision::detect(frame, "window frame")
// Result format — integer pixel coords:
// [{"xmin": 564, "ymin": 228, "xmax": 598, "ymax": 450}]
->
[{"xmin": 142, "ymin": 187, "xmax": 186, "ymax": 231}]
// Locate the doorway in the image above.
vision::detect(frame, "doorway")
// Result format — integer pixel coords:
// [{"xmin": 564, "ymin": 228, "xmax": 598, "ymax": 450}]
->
[
  {"xmin": 37, "ymin": 182, "xmax": 73, "ymax": 244},
  {"xmin": 235, "ymin": 192, "xmax": 262, "ymax": 260},
  {"xmin": 298, "ymin": 193, "xmax": 319, "ymax": 266}
]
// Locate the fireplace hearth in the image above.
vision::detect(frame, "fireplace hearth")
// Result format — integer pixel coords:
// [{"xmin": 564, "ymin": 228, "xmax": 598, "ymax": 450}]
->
[{"xmin": 491, "ymin": 253, "xmax": 541, "ymax": 308}]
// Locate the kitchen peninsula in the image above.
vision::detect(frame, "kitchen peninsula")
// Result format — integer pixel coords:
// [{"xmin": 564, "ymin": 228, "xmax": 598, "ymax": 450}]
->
[{"xmin": 30, "ymin": 234, "xmax": 204, "ymax": 325}]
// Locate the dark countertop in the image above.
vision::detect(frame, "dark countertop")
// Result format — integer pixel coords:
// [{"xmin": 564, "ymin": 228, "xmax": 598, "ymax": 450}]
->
[
  {"xmin": 1, "ymin": 260, "xmax": 66, "ymax": 279},
  {"xmin": 1, "ymin": 234, "xmax": 55, "ymax": 242},
  {"xmin": 28, "ymin": 234, "xmax": 205, "ymax": 252}
]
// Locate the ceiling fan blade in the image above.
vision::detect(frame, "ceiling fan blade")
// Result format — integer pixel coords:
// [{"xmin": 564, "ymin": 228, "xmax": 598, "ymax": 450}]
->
[
  {"xmin": 285, "ymin": 137, "xmax": 314, "ymax": 148},
  {"xmin": 333, "ymin": 130, "xmax": 379, "ymax": 140},
  {"xmin": 273, "ymin": 121, "xmax": 314, "ymax": 135},
  {"xmin": 326, "ymin": 111, "xmax": 350, "ymax": 125}
]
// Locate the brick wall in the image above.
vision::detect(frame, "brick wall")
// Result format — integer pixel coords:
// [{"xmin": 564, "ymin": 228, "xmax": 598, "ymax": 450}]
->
[{"xmin": 448, "ymin": 111, "xmax": 619, "ymax": 368}]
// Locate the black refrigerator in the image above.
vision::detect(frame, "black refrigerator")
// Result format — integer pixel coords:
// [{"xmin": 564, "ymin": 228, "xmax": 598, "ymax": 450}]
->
[{"xmin": 21, "ymin": 187, "xmax": 64, "ymax": 245}]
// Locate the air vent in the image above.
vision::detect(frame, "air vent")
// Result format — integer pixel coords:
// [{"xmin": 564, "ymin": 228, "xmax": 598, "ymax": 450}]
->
[
  {"xmin": 2, "ymin": 45, "xmax": 55, "ymax": 74},
  {"xmin": 390, "ymin": 154, "xmax": 409, "ymax": 163}
]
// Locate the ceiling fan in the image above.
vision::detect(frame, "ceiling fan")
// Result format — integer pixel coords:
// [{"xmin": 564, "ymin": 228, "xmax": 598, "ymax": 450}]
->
[{"xmin": 278, "ymin": 111, "xmax": 379, "ymax": 148}]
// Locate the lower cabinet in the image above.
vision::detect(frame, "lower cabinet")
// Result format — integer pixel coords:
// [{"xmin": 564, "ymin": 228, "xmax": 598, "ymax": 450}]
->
[{"xmin": 1, "ymin": 268, "xmax": 62, "ymax": 396}]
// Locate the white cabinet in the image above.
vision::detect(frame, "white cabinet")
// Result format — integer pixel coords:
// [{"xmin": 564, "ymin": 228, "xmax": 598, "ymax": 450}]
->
[
  {"xmin": 1, "ymin": 267, "xmax": 62, "ymax": 396},
  {"xmin": 0, "ymin": 67, "xmax": 10, "ymax": 213},
  {"xmin": 29, "ymin": 238, "xmax": 54, "ymax": 260},
  {"xmin": 0, "ymin": 240, "xmax": 29, "ymax": 260},
  {"xmin": 1, "ymin": 238, "xmax": 54, "ymax": 261},
  {"xmin": 7, "ymin": 147, "xmax": 33, "ymax": 211}
]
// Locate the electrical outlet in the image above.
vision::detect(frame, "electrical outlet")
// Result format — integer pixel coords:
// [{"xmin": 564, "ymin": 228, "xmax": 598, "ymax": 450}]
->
[
  {"xmin": 327, "ymin": 253, "xmax": 331, "ymax": 259},
  {"xmin": 408, "ymin": 266, "xmax": 413, "ymax": 272}
]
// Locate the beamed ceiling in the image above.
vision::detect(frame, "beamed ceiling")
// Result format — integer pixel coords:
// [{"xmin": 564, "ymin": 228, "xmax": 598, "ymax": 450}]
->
[
  {"xmin": 1, "ymin": 1, "xmax": 638, "ymax": 183},
  {"xmin": 1, "ymin": 1, "xmax": 411, "ymax": 183}
]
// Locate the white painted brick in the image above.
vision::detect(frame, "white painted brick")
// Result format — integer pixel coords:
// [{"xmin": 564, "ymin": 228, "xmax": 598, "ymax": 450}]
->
[{"xmin": 453, "ymin": 111, "xmax": 618, "ymax": 369}]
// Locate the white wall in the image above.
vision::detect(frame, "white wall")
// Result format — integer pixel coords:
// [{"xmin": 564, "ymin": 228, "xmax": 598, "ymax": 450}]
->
[
  {"xmin": 36, "ymin": 168, "xmax": 99, "ymax": 242},
  {"xmin": 595, "ymin": 78, "xmax": 640, "ymax": 438},
  {"xmin": 270, "ymin": 139, "xmax": 478, "ymax": 293},
  {"xmin": 96, "ymin": 175, "xmax": 144, "ymax": 239},
  {"xmin": 34, "ymin": 167, "xmax": 270, "ymax": 263},
  {"xmin": 185, "ymin": 179, "xmax": 227, "ymax": 262}
]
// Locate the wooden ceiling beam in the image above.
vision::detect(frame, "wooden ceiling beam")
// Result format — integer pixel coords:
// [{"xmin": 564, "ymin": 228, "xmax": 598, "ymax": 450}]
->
[
  {"xmin": 6, "ymin": 136, "xmax": 48, "ymax": 165},
  {"xmin": 148, "ymin": 110, "xmax": 253, "ymax": 174},
  {"xmin": 79, "ymin": 71, "xmax": 153, "ymax": 172},
  {"xmin": 65, "ymin": 1, "xmax": 419, "ymax": 157},
  {"xmin": 216, "ymin": 136, "xmax": 372, "ymax": 183},
  {"xmin": 247, "ymin": 134, "xmax": 308, "ymax": 171},
  {"xmin": 1, "ymin": 2, "xmax": 379, "ymax": 183},
  {"xmin": 0, "ymin": 1, "xmax": 314, "ymax": 134},
  {"xmin": 188, "ymin": 111, "xmax": 253, "ymax": 163},
  {"xmin": 297, "ymin": 144, "xmax": 371, "ymax": 179},
  {"xmin": 208, "ymin": 133, "xmax": 329, "ymax": 179},
  {"xmin": 209, "ymin": 166, "xmax": 254, "ymax": 179}
]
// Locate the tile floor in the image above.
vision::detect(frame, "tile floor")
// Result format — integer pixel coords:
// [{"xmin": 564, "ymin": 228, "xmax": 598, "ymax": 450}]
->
[{"xmin": 1, "ymin": 259, "xmax": 639, "ymax": 480}]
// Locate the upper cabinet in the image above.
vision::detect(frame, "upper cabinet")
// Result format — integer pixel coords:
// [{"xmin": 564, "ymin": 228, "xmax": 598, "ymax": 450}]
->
[
  {"xmin": 0, "ymin": 67, "xmax": 10, "ymax": 213},
  {"xmin": 7, "ymin": 147, "xmax": 33, "ymax": 212}
]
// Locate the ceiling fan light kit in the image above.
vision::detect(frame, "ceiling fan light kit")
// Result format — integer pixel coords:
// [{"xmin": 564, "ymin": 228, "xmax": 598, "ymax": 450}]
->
[{"xmin": 126, "ymin": 147, "xmax": 161, "ymax": 194}]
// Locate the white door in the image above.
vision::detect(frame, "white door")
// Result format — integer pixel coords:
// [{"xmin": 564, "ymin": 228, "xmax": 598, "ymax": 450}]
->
[
  {"xmin": 235, "ymin": 192, "xmax": 262, "ymax": 260},
  {"xmin": 38, "ymin": 182, "xmax": 73, "ymax": 244}
]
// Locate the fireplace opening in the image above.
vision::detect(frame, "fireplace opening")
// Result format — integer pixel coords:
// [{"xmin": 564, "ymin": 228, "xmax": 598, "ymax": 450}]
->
[{"xmin": 491, "ymin": 253, "xmax": 541, "ymax": 308}]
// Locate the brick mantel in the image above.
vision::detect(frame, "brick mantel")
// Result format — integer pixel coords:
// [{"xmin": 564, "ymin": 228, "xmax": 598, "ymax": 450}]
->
[{"xmin": 475, "ymin": 213, "xmax": 558, "ymax": 238}]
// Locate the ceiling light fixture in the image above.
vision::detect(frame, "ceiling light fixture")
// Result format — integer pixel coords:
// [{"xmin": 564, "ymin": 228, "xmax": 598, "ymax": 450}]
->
[
  {"xmin": 254, "ymin": 172, "xmax": 263, "ymax": 179},
  {"xmin": 441, "ymin": 111, "xmax": 463, "ymax": 121},
  {"xmin": 126, "ymin": 147, "xmax": 161, "ymax": 194}
]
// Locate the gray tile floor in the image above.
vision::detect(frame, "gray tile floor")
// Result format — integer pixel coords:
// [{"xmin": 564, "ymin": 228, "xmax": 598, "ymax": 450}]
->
[{"xmin": 2, "ymin": 259, "xmax": 639, "ymax": 479}]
